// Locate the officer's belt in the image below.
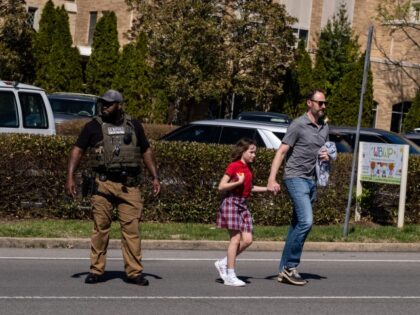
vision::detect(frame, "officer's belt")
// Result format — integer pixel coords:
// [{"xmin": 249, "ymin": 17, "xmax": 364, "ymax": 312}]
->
[{"xmin": 96, "ymin": 170, "xmax": 140, "ymax": 185}]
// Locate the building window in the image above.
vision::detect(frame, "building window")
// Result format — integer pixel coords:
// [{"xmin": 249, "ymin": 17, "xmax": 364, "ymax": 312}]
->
[
  {"xmin": 27, "ymin": 7, "xmax": 38, "ymax": 29},
  {"xmin": 282, "ymin": 0, "xmax": 312, "ymax": 48},
  {"xmin": 292, "ymin": 28, "xmax": 309, "ymax": 47},
  {"xmin": 88, "ymin": 11, "xmax": 98, "ymax": 46},
  {"xmin": 391, "ymin": 101, "xmax": 411, "ymax": 133}
]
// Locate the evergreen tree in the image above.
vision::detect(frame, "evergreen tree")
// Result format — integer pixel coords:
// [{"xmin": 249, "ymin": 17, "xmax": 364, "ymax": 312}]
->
[
  {"xmin": 311, "ymin": 4, "xmax": 371, "ymax": 127},
  {"xmin": 312, "ymin": 53, "xmax": 329, "ymax": 92},
  {"xmin": 327, "ymin": 52, "xmax": 374, "ymax": 127},
  {"xmin": 0, "ymin": 0, "xmax": 35, "ymax": 83},
  {"xmin": 313, "ymin": 4, "xmax": 360, "ymax": 96},
  {"xmin": 45, "ymin": 6, "xmax": 82, "ymax": 92},
  {"xmin": 278, "ymin": 67, "xmax": 299, "ymax": 118},
  {"xmin": 33, "ymin": 0, "xmax": 56, "ymax": 87},
  {"xmin": 403, "ymin": 91, "xmax": 420, "ymax": 132},
  {"xmin": 295, "ymin": 41, "xmax": 314, "ymax": 104},
  {"xmin": 113, "ymin": 33, "xmax": 168, "ymax": 123},
  {"xmin": 86, "ymin": 11, "xmax": 120, "ymax": 95},
  {"xmin": 280, "ymin": 40, "xmax": 313, "ymax": 118},
  {"xmin": 33, "ymin": 1, "xmax": 82, "ymax": 92}
]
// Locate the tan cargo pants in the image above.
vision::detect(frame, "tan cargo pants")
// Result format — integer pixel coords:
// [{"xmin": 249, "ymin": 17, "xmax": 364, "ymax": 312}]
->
[{"xmin": 89, "ymin": 179, "xmax": 143, "ymax": 279}]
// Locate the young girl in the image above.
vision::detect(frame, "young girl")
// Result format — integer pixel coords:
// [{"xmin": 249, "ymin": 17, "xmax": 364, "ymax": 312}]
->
[{"xmin": 215, "ymin": 138, "xmax": 268, "ymax": 286}]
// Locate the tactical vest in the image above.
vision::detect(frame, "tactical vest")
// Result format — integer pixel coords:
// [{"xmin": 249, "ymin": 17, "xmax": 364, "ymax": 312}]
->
[{"xmin": 89, "ymin": 115, "xmax": 142, "ymax": 171}]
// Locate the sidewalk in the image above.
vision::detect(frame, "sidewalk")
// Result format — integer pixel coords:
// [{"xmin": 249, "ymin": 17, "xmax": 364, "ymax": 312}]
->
[{"xmin": 1, "ymin": 237, "xmax": 419, "ymax": 252}]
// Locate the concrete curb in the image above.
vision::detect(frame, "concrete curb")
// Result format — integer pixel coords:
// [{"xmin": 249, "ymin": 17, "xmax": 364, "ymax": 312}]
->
[{"xmin": 0, "ymin": 237, "xmax": 419, "ymax": 252}]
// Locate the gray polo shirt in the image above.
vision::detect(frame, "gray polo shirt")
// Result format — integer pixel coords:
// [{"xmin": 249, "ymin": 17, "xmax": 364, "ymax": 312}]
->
[{"xmin": 282, "ymin": 113, "xmax": 329, "ymax": 179}]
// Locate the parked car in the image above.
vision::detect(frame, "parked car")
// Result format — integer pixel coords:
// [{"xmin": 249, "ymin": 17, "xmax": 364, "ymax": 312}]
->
[
  {"xmin": 403, "ymin": 132, "xmax": 420, "ymax": 146},
  {"xmin": 160, "ymin": 119, "xmax": 288, "ymax": 149},
  {"xmin": 48, "ymin": 92, "xmax": 98, "ymax": 124},
  {"xmin": 161, "ymin": 119, "xmax": 420, "ymax": 155},
  {"xmin": 0, "ymin": 80, "xmax": 56, "ymax": 135},
  {"xmin": 330, "ymin": 126, "xmax": 420, "ymax": 155},
  {"xmin": 160, "ymin": 119, "xmax": 353, "ymax": 153},
  {"xmin": 237, "ymin": 111, "xmax": 290, "ymax": 124}
]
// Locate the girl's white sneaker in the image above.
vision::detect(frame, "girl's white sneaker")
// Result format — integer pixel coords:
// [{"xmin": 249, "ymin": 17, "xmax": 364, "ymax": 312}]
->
[
  {"xmin": 214, "ymin": 260, "xmax": 227, "ymax": 281},
  {"xmin": 224, "ymin": 274, "xmax": 246, "ymax": 287}
]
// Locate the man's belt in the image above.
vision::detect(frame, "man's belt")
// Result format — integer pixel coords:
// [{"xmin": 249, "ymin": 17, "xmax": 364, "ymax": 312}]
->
[{"xmin": 97, "ymin": 170, "xmax": 140, "ymax": 186}]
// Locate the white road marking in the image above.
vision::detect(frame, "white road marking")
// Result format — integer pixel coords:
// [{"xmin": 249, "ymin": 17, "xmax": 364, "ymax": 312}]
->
[
  {"xmin": 0, "ymin": 257, "xmax": 419, "ymax": 263},
  {"xmin": 0, "ymin": 296, "xmax": 420, "ymax": 300}
]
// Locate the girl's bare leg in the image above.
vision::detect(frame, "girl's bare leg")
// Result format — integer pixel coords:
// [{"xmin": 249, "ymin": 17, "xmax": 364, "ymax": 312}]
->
[{"xmin": 227, "ymin": 230, "xmax": 253, "ymax": 269}]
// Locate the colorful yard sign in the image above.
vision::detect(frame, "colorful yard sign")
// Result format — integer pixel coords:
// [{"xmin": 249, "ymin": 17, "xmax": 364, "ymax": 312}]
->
[
  {"xmin": 359, "ymin": 142, "xmax": 406, "ymax": 184},
  {"xmin": 356, "ymin": 142, "xmax": 409, "ymax": 228}
]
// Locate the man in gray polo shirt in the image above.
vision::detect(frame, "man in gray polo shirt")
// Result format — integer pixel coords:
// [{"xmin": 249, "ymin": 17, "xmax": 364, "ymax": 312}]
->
[{"xmin": 267, "ymin": 89, "xmax": 330, "ymax": 286}]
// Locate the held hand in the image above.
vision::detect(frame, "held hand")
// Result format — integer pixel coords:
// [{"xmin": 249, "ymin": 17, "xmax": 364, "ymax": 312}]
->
[
  {"xmin": 236, "ymin": 172, "xmax": 245, "ymax": 184},
  {"xmin": 152, "ymin": 178, "xmax": 161, "ymax": 196},
  {"xmin": 267, "ymin": 180, "xmax": 281, "ymax": 195},
  {"xmin": 64, "ymin": 178, "xmax": 77, "ymax": 198}
]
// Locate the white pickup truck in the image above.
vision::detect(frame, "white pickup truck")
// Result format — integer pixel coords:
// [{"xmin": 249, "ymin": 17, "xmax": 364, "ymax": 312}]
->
[{"xmin": 0, "ymin": 80, "xmax": 56, "ymax": 135}]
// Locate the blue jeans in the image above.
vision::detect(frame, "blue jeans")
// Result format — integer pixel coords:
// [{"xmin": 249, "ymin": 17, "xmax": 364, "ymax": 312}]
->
[{"xmin": 279, "ymin": 177, "xmax": 316, "ymax": 271}]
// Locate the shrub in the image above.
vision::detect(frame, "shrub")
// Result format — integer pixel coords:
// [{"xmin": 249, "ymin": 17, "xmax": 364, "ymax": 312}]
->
[
  {"xmin": 0, "ymin": 134, "xmax": 418, "ymax": 225},
  {"xmin": 55, "ymin": 119, "xmax": 178, "ymax": 140}
]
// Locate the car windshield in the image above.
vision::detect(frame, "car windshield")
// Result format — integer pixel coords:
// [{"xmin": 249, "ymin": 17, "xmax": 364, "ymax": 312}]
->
[
  {"xmin": 239, "ymin": 115, "xmax": 290, "ymax": 124},
  {"xmin": 49, "ymin": 99, "xmax": 96, "ymax": 116}
]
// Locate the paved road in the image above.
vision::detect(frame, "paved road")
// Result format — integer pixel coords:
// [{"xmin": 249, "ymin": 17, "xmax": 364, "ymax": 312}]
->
[{"xmin": 0, "ymin": 248, "xmax": 419, "ymax": 315}]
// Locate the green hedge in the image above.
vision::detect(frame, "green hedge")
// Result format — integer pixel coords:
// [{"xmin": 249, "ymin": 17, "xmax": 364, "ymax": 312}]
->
[{"xmin": 0, "ymin": 134, "xmax": 419, "ymax": 225}]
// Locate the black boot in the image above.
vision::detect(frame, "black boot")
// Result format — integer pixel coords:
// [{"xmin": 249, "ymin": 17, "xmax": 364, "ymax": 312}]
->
[
  {"xmin": 126, "ymin": 273, "xmax": 149, "ymax": 286},
  {"xmin": 85, "ymin": 273, "xmax": 102, "ymax": 284}
]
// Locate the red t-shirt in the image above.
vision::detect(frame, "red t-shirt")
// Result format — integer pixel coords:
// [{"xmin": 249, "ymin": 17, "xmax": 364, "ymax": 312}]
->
[{"xmin": 225, "ymin": 160, "xmax": 253, "ymax": 198}]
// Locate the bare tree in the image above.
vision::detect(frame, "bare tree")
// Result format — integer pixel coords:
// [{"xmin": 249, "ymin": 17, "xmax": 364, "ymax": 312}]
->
[{"xmin": 376, "ymin": 0, "xmax": 420, "ymax": 88}]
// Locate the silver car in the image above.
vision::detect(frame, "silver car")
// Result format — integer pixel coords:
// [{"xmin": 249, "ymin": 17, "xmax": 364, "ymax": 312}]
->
[
  {"xmin": 162, "ymin": 120, "xmax": 355, "ymax": 153},
  {"xmin": 48, "ymin": 92, "xmax": 98, "ymax": 125},
  {"xmin": 161, "ymin": 119, "xmax": 420, "ymax": 155},
  {"xmin": 237, "ymin": 111, "xmax": 290, "ymax": 124},
  {"xmin": 160, "ymin": 119, "xmax": 287, "ymax": 149}
]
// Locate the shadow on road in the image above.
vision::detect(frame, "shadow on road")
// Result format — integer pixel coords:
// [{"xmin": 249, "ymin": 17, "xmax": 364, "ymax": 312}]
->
[
  {"xmin": 300, "ymin": 272, "xmax": 327, "ymax": 281},
  {"xmin": 215, "ymin": 275, "xmax": 253, "ymax": 284},
  {"xmin": 71, "ymin": 271, "xmax": 162, "ymax": 282}
]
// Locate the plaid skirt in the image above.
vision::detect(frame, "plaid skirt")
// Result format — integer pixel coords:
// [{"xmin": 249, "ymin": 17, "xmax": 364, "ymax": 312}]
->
[{"xmin": 216, "ymin": 195, "xmax": 253, "ymax": 232}]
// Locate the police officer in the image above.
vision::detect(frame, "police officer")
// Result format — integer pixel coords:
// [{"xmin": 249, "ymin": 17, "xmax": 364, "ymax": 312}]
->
[{"xmin": 65, "ymin": 89, "xmax": 160, "ymax": 286}]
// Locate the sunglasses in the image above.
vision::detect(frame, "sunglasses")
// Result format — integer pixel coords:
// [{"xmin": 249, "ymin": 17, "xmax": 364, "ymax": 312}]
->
[
  {"xmin": 98, "ymin": 100, "xmax": 114, "ymax": 108},
  {"xmin": 311, "ymin": 99, "xmax": 328, "ymax": 106}
]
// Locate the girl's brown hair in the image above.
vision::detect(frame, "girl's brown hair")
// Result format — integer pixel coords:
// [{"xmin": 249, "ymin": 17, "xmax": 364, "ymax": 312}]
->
[{"xmin": 231, "ymin": 137, "xmax": 256, "ymax": 161}]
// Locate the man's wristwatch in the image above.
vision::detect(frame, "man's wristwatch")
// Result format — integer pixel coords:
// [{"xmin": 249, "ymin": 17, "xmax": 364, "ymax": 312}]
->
[{"xmin": 153, "ymin": 176, "xmax": 160, "ymax": 181}]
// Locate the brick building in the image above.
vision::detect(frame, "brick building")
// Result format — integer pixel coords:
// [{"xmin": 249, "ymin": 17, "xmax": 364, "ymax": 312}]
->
[{"xmin": 25, "ymin": 0, "xmax": 420, "ymax": 131}]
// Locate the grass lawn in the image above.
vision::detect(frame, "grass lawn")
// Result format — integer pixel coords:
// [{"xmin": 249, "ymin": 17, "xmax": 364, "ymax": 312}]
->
[{"xmin": 0, "ymin": 220, "xmax": 419, "ymax": 243}]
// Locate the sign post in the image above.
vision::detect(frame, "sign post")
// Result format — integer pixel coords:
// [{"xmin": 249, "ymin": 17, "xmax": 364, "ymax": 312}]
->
[
  {"xmin": 356, "ymin": 142, "xmax": 409, "ymax": 228},
  {"xmin": 343, "ymin": 25, "xmax": 373, "ymax": 236}
]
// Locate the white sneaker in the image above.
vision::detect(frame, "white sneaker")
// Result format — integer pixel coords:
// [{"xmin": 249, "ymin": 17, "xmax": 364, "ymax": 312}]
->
[
  {"xmin": 224, "ymin": 274, "xmax": 246, "ymax": 287},
  {"xmin": 214, "ymin": 260, "xmax": 227, "ymax": 281}
]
